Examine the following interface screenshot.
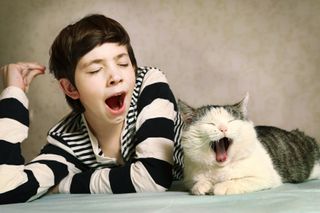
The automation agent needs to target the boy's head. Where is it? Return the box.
[49,14,137,112]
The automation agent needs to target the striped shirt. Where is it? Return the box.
[0,67,184,204]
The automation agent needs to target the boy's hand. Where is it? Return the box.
[1,62,46,92]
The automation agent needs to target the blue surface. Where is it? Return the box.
[1,180,319,213]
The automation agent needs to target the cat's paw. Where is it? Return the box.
[190,181,213,195]
[213,181,245,195]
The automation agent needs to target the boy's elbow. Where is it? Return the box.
[132,159,173,193]
[151,175,172,192]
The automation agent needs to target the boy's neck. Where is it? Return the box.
[84,113,124,164]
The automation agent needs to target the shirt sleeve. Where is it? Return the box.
[61,68,177,194]
[0,87,81,204]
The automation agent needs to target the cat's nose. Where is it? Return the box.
[218,125,228,133]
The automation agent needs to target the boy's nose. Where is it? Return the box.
[107,70,123,86]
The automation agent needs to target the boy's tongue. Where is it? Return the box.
[106,95,122,110]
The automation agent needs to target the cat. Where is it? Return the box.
[178,94,320,195]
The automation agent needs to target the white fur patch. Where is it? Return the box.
[309,162,320,179]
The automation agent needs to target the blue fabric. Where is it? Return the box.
[1,180,319,213]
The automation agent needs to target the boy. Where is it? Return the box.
[0,14,183,204]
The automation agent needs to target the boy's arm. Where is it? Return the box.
[0,63,83,204]
[0,87,84,203]
[58,68,180,193]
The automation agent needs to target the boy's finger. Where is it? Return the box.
[17,62,45,71]
[18,63,45,77]
[25,68,45,87]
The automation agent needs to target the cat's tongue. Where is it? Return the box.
[215,139,228,163]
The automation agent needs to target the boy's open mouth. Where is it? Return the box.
[211,137,233,163]
[105,93,126,112]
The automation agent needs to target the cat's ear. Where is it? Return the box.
[178,99,196,125]
[234,92,249,119]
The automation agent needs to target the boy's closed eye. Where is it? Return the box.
[118,63,129,67]
[88,67,103,74]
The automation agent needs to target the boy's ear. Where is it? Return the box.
[59,78,80,100]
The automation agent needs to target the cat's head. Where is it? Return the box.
[179,93,257,167]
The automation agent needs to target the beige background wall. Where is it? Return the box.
[0,0,319,162]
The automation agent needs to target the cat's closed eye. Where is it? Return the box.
[202,122,216,126]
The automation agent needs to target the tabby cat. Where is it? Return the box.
[179,94,320,195]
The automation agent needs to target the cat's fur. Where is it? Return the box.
[179,94,320,195]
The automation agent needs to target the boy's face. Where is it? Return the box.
[74,43,136,125]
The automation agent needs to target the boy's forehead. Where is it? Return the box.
[77,43,129,68]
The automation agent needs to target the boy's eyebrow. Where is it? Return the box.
[81,59,104,69]
[114,53,129,60]
[80,53,129,69]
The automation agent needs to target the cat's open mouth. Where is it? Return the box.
[211,137,232,163]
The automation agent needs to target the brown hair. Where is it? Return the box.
[49,14,137,112]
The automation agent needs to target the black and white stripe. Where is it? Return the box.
[122,67,184,179]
